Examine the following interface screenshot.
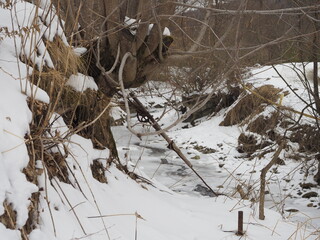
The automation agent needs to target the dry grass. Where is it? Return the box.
[31,36,83,101]
[247,111,280,141]
[18,20,118,239]
[290,124,320,153]
[0,201,17,230]
[237,133,273,156]
[45,37,83,77]
[28,35,116,153]
[220,85,281,126]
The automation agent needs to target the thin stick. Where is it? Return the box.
[135,214,138,240]
[172,2,320,15]
[88,213,136,219]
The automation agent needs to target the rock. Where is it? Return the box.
[193,145,217,154]
[173,166,188,177]
[302,192,318,198]
[193,184,216,197]
[300,182,317,189]
[276,157,285,165]
[160,158,168,164]
[285,209,299,212]
[91,160,107,184]
[191,155,201,160]
[154,104,163,108]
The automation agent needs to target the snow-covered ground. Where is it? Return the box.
[0,1,319,240]
[113,64,320,236]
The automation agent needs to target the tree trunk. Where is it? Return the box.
[50,0,175,156]
[313,11,320,115]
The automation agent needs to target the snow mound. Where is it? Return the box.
[67,73,98,92]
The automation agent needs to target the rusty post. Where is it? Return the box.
[237,211,244,236]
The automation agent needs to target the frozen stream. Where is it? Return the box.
[112,126,229,197]
[112,125,320,231]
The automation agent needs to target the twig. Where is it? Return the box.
[88,213,138,219]
[172,2,320,15]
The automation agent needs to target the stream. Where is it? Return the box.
[112,125,320,230]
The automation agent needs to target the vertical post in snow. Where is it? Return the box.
[237,211,244,236]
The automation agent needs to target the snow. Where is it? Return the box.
[244,63,317,123]
[109,104,126,124]
[163,27,171,36]
[0,1,319,240]
[125,16,171,36]
[73,47,87,56]
[0,224,21,240]
[113,65,320,236]
[34,132,318,240]
[0,63,36,229]
[67,73,98,92]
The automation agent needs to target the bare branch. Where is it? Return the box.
[172,2,320,15]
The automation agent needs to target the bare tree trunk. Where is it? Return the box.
[313,11,320,115]
[313,61,320,113]
[47,0,175,156]
[259,142,285,220]
[314,154,320,184]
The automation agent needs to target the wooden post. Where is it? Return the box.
[237,211,244,236]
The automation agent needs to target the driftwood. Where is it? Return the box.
[129,92,220,197]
